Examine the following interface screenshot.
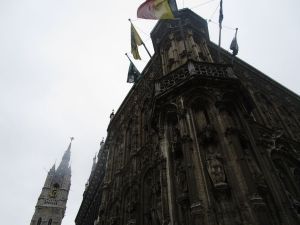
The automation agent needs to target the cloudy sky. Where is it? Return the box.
[0,0,299,225]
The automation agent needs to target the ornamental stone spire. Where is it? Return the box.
[30,139,73,225]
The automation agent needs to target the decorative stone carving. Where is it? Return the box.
[259,129,284,154]
[76,9,300,225]
[155,61,236,96]
[206,155,227,188]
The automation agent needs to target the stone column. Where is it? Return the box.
[176,97,206,225]
[159,125,179,225]
[215,98,275,225]
[184,107,214,225]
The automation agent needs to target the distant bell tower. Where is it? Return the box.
[30,138,73,225]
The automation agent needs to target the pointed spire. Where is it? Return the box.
[62,137,73,161]
[57,137,73,173]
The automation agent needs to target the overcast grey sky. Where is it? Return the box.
[0,1,299,225]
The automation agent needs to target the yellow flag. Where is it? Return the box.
[131,24,143,60]
[137,0,174,20]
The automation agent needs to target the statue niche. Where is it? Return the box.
[206,155,227,188]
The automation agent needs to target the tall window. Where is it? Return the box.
[37,218,42,225]
[48,219,52,225]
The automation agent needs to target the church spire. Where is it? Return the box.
[57,137,73,172]
[30,140,72,225]
[62,137,73,162]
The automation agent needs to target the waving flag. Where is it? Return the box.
[127,62,141,83]
[131,24,143,60]
[137,0,174,20]
[230,28,239,56]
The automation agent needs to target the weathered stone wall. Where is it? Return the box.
[76,8,300,225]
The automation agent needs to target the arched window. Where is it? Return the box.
[37,218,42,225]
[48,218,52,225]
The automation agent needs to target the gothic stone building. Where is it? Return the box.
[75,9,300,225]
[30,141,72,225]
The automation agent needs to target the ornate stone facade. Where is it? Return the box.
[76,9,300,225]
[30,141,72,225]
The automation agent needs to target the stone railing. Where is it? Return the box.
[155,61,236,95]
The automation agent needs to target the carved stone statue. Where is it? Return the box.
[206,156,226,187]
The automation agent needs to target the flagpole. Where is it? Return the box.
[142,43,152,58]
[218,25,222,62]
[128,19,152,58]
[125,53,134,64]
[218,0,223,63]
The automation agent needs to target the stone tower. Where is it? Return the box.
[76,8,300,225]
[30,139,72,225]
